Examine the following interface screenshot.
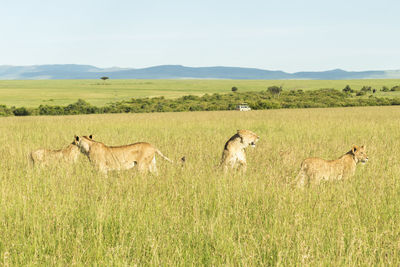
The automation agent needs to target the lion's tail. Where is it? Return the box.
[155,149,173,163]
[155,149,186,165]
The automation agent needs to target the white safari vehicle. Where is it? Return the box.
[236,103,251,111]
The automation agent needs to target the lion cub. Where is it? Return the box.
[219,129,259,172]
[30,141,80,166]
[296,145,368,187]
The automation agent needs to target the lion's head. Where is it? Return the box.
[352,145,368,164]
[237,130,259,148]
[74,135,94,154]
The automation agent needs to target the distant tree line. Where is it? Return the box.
[343,84,400,94]
[1,87,400,117]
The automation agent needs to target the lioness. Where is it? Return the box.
[219,129,259,172]
[30,141,80,166]
[74,135,179,174]
[296,145,368,187]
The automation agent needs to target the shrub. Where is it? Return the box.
[0,105,13,116]
[390,85,400,91]
[356,91,366,96]
[64,99,98,114]
[361,86,372,92]
[13,107,31,116]
[231,86,238,92]
[3,88,400,116]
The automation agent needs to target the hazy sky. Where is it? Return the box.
[1,0,399,72]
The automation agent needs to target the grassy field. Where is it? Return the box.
[0,106,399,265]
[1,79,400,107]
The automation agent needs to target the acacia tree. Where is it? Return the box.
[100,76,109,81]
[342,85,352,93]
[267,85,282,96]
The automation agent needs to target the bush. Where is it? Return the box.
[2,87,400,117]
[391,85,400,91]
[361,86,372,92]
[0,105,13,116]
[64,99,98,114]
[356,91,366,96]
[231,86,238,92]
[382,86,389,92]
[13,107,31,116]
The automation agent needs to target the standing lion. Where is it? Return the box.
[219,129,259,172]
[74,135,182,175]
[296,145,368,187]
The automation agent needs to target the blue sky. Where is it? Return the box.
[1,0,399,72]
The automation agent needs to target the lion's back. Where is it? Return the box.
[30,148,63,164]
[301,157,331,177]
[91,142,156,168]
[112,142,155,157]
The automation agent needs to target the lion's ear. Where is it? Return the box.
[352,145,358,153]
[89,134,93,140]
[75,135,79,142]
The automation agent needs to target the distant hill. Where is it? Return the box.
[0,64,399,80]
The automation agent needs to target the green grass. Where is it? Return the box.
[1,79,400,107]
[1,106,400,265]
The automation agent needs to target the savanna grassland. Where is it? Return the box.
[1,106,400,265]
[1,79,400,107]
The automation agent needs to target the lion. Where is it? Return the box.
[296,145,368,187]
[219,129,259,172]
[30,141,80,166]
[74,135,182,174]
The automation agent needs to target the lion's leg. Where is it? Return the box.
[229,159,236,170]
[226,154,238,170]
[224,165,228,173]
[221,162,229,174]
[98,166,108,176]
[137,162,149,173]
[222,158,236,174]
[220,156,231,173]
[149,157,158,175]
[137,154,154,174]
[237,152,247,173]
[92,160,107,175]
[296,170,307,188]
[312,173,322,186]
[238,160,247,173]
[219,151,230,173]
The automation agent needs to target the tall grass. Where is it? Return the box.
[0,106,399,265]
